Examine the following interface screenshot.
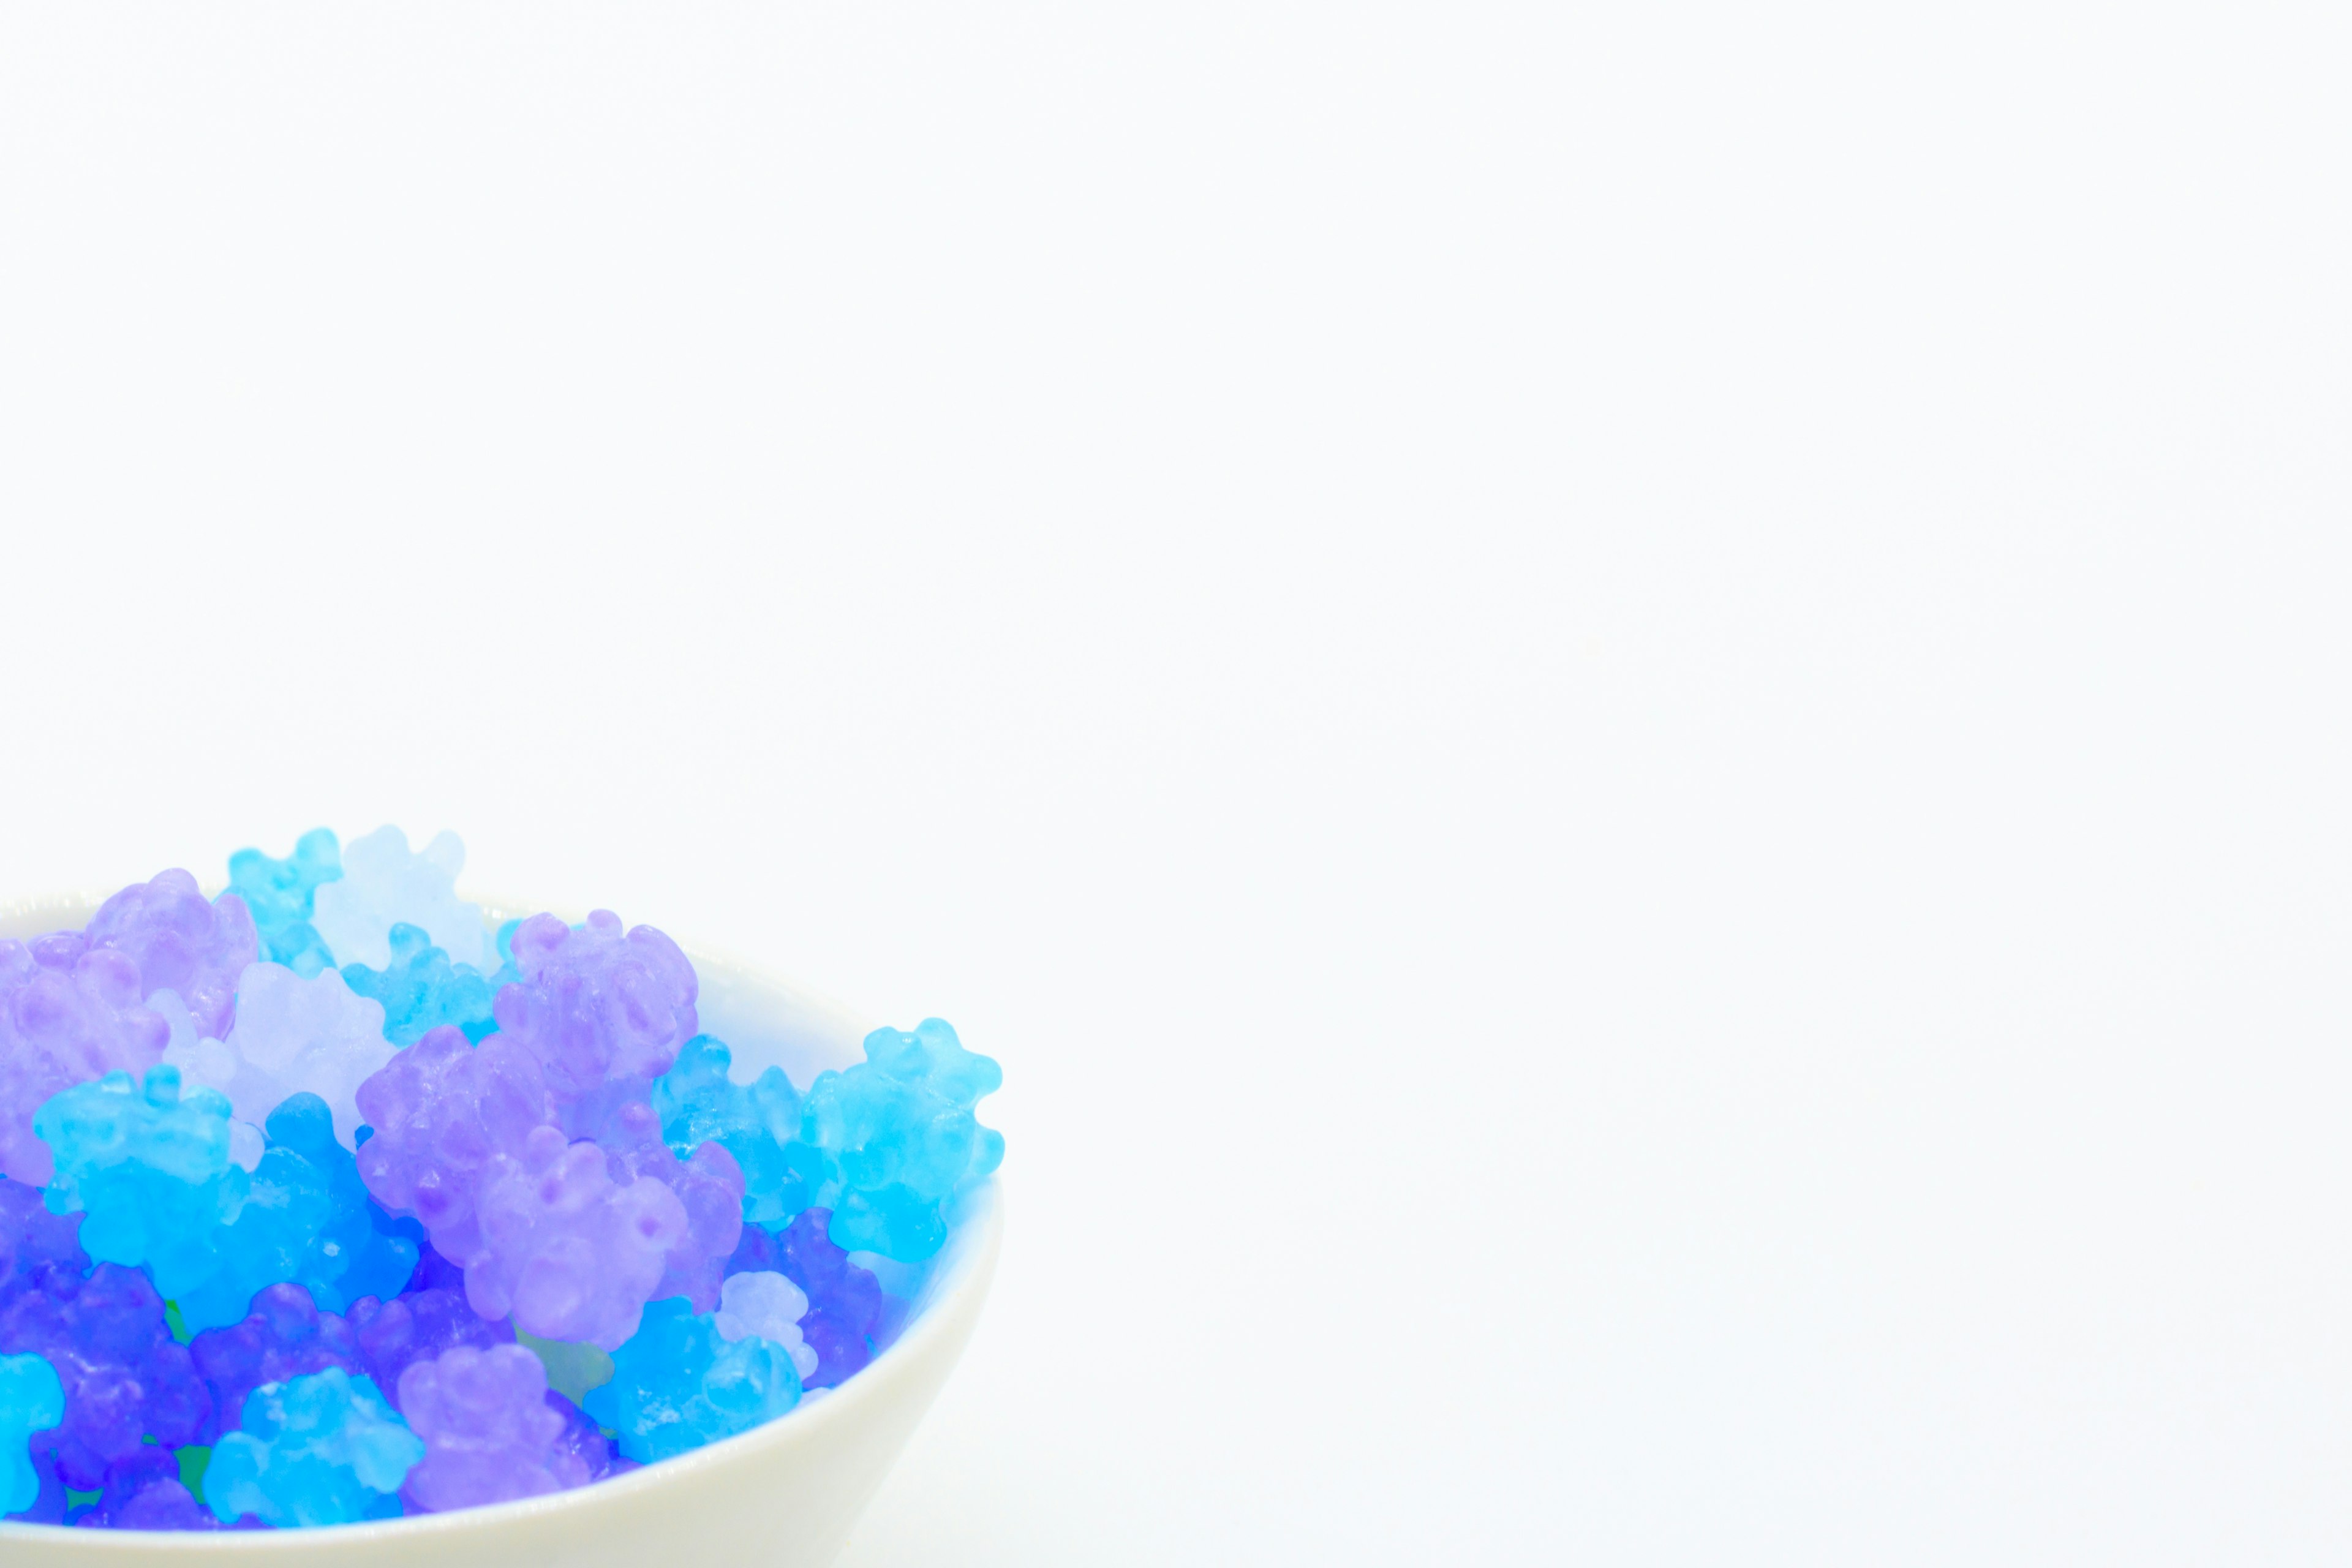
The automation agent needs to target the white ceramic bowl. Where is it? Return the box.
[0,894,1004,1567]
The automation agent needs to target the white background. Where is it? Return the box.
[0,4,2347,1563]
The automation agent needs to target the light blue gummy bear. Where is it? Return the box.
[206,1368,421,1528]
[0,1352,63,1515]
[652,1036,816,1226]
[172,1095,421,1333]
[800,1020,1003,1262]
[583,1297,801,1463]
[227,829,343,978]
[341,924,501,1047]
[36,1067,249,1300]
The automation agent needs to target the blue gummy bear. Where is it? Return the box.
[205,1368,420,1528]
[652,1036,816,1226]
[173,1095,420,1334]
[37,1068,249,1300]
[800,1020,1003,1262]
[227,829,343,978]
[584,1297,800,1463]
[341,924,500,1047]
[0,1352,63,1515]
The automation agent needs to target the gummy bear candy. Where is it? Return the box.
[398,1343,594,1511]
[801,1019,1003,1261]
[173,1094,420,1334]
[492,911,698,1137]
[595,1098,745,1313]
[654,1035,816,1225]
[728,1207,883,1389]
[168,962,394,1149]
[312,827,492,974]
[190,1284,364,1438]
[0,1174,88,1303]
[712,1270,817,1383]
[466,1125,688,1350]
[37,1066,248,1302]
[0,1262,212,1488]
[82,871,258,1042]
[0,1351,62,1515]
[342,924,499,1047]
[584,1297,801,1463]
[205,1366,421,1528]
[350,1287,513,1409]
[0,938,168,1186]
[227,828,343,977]
[69,1446,222,1531]
[545,1386,628,1482]
[355,1025,556,1264]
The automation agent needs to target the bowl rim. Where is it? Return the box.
[0,891,1006,1548]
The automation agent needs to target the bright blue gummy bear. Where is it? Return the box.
[0,1351,63,1514]
[37,1068,249,1300]
[227,829,343,978]
[205,1367,421,1528]
[173,1095,421,1333]
[583,1297,800,1463]
[652,1036,816,1226]
[800,1020,1003,1262]
[341,924,501,1047]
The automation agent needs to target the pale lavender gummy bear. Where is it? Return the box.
[0,939,167,1186]
[355,1025,557,1264]
[398,1343,594,1512]
[596,1098,745,1313]
[82,870,258,1042]
[468,1126,688,1351]
[494,912,698,1137]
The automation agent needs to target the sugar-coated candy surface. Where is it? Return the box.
[0,1262,211,1487]
[0,827,1005,1531]
[312,827,492,974]
[190,1284,363,1439]
[0,1352,62,1515]
[714,1270,818,1382]
[37,1067,247,1302]
[167,963,393,1150]
[398,1343,590,1511]
[351,1286,513,1408]
[228,829,344,977]
[206,1366,421,1528]
[83,871,259,1044]
[173,1095,420,1333]
[0,939,168,1188]
[495,911,698,1137]
[342,924,500,1047]
[655,1035,816,1225]
[801,1020,1003,1261]
[583,1297,802,1463]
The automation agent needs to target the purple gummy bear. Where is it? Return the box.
[6,1440,61,1524]
[0,938,168,1186]
[398,1343,594,1512]
[349,1287,513,1410]
[467,1125,687,1350]
[0,1263,213,1489]
[772,1208,883,1389]
[492,912,698,1137]
[70,1447,220,1531]
[189,1283,362,1439]
[544,1388,627,1483]
[83,870,259,1041]
[0,1176,88,1302]
[355,1025,556,1263]
[405,1242,467,1295]
[597,1099,745,1313]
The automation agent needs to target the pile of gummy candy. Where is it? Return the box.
[0,827,1003,1531]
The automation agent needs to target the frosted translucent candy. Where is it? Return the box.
[227,829,343,977]
[654,1034,814,1225]
[466,1125,687,1351]
[494,911,698,1136]
[168,962,394,1149]
[82,870,258,1041]
[0,1351,63,1515]
[351,1287,514,1409]
[190,1283,364,1439]
[312,826,492,974]
[583,1297,801,1463]
[37,1067,247,1302]
[398,1343,594,1512]
[354,1025,557,1266]
[205,1366,421,1528]
[713,1270,818,1382]
[0,1262,211,1489]
[341,924,499,1046]
[0,938,168,1187]
[801,1019,1004,1261]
